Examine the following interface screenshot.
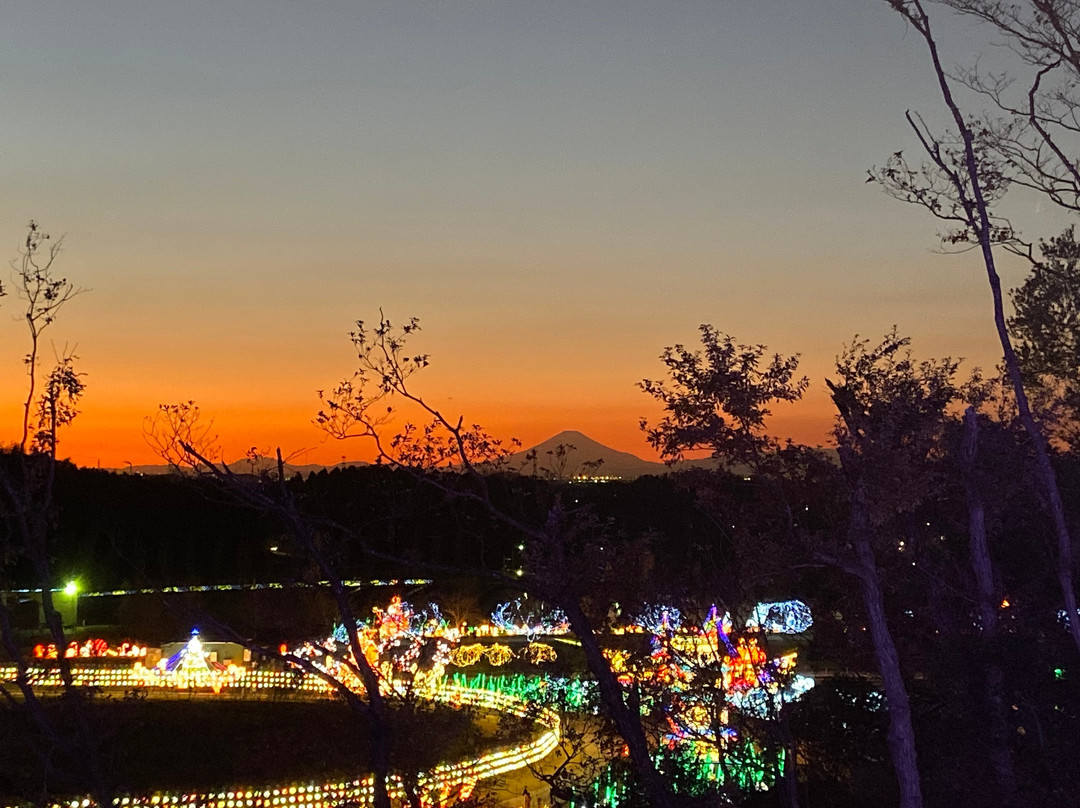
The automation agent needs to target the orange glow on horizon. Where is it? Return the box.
[0,2,1034,481]
[10,388,838,471]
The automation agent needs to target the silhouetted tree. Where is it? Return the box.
[145,408,399,808]
[13,220,84,453]
[641,326,998,808]
[875,0,1080,657]
[33,353,86,459]
[311,313,688,808]
[0,221,105,805]
[1009,228,1080,449]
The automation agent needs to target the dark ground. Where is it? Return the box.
[0,695,529,800]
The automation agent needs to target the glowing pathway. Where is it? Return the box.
[0,670,560,808]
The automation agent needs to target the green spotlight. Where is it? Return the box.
[63,581,78,597]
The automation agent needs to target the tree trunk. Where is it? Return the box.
[850,483,925,808]
[562,600,677,808]
[272,447,393,808]
[899,0,1080,658]
[308,541,393,808]
[21,325,39,452]
[0,457,111,808]
[961,408,1022,808]
[777,708,802,808]
[972,202,1080,656]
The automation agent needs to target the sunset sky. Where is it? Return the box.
[0,1,1063,468]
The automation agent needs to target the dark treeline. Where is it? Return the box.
[7,436,1080,804]
[27,461,727,596]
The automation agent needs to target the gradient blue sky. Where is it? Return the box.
[0,1,1055,466]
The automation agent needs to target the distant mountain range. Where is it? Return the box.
[103,430,718,479]
[106,458,369,477]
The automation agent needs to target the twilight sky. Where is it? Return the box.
[0,1,1059,467]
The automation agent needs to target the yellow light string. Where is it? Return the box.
[0,668,560,808]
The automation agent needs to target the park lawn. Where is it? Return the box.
[0,695,528,799]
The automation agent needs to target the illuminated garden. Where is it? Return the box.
[10,1,1080,806]
[0,592,814,808]
[4,297,1080,808]
[4,335,1080,808]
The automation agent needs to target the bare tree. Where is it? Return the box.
[143,407,399,808]
[13,221,84,453]
[142,400,220,471]
[0,221,104,804]
[941,0,1080,212]
[312,313,683,808]
[145,399,664,806]
[874,0,1080,657]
